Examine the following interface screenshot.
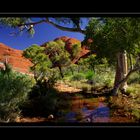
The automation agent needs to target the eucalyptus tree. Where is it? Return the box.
[85,17,140,95]
[23,44,52,82]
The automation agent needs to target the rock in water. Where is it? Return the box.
[48,114,54,119]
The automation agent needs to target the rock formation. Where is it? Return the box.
[0,43,32,74]
[42,36,90,64]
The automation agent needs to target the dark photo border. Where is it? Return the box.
[0,12,140,128]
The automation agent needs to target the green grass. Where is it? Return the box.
[63,67,115,90]
[128,72,140,84]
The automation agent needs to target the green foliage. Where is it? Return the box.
[23,44,52,81]
[109,88,140,121]
[23,40,72,80]
[131,109,140,120]
[0,17,87,37]
[0,62,12,76]
[71,43,81,58]
[46,39,71,67]
[78,54,108,73]
[27,27,35,37]
[85,17,140,63]
[85,54,98,69]
[23,44,49,63]
[71,73,85,81]
[0,18,29,28]
[128,72,140,84]
[0,66,34,122]
[0,18,35,37]
[85,70,95,81]
[64,61,114,88]
[126,86,138,95]
[29,69,59,98]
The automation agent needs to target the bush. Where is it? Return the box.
[21,87,67,117]
[71,73,85,81]
[0,70,34,122]
[21,68,69,118]
[128,72,140,84]
[85,70,95,81]
[126,86,138,95]
[102,76,113,87]
[28,69,59,99]
[131,109,140,121]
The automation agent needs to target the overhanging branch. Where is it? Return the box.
[18,18,86,34]
[112,65,140,95]
[45,18,86,34]
[18,20,46,27]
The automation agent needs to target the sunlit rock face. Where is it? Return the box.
[0,43,32,74]
[55,36,81,53]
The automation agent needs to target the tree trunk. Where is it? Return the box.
[112,66,140,96]
[70,66,74,75]
[58,66,64,78]
[128,54,133,70]
[34,71,38,82]
[113,51,128,95]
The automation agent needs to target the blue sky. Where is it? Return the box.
[0,18,89,50]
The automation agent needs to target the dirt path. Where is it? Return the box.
[15,117,48,123]
[54,82,82,93]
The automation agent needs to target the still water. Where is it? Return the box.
[65,100,110,123]
[59,95,134,123]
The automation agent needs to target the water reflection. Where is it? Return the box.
[83,102,110,122]
[65,101,110,123]
[65,112,77,122]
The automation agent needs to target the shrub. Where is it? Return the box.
[21,87,70,117]
[21,68,69,118]
[85,70,95,81]
[128,72,140,84]
[71,73,85,81]
[102,77,113,87]
[0,70,34,122]
[131,109,140,121]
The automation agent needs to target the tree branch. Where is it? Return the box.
[17,18,86,34]
[112,65,140,95]
[18,20,46,27]
[45,18,86,34]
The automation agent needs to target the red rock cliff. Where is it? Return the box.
[0,43,32,74]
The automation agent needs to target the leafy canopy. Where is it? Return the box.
[85,17,140,63]
[45,39,71,67]
[23,44,52,81]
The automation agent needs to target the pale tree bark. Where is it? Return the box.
[112,52,140,96]
[128,54,133,70]
[112,65,140,96]
[113,51,128,95]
